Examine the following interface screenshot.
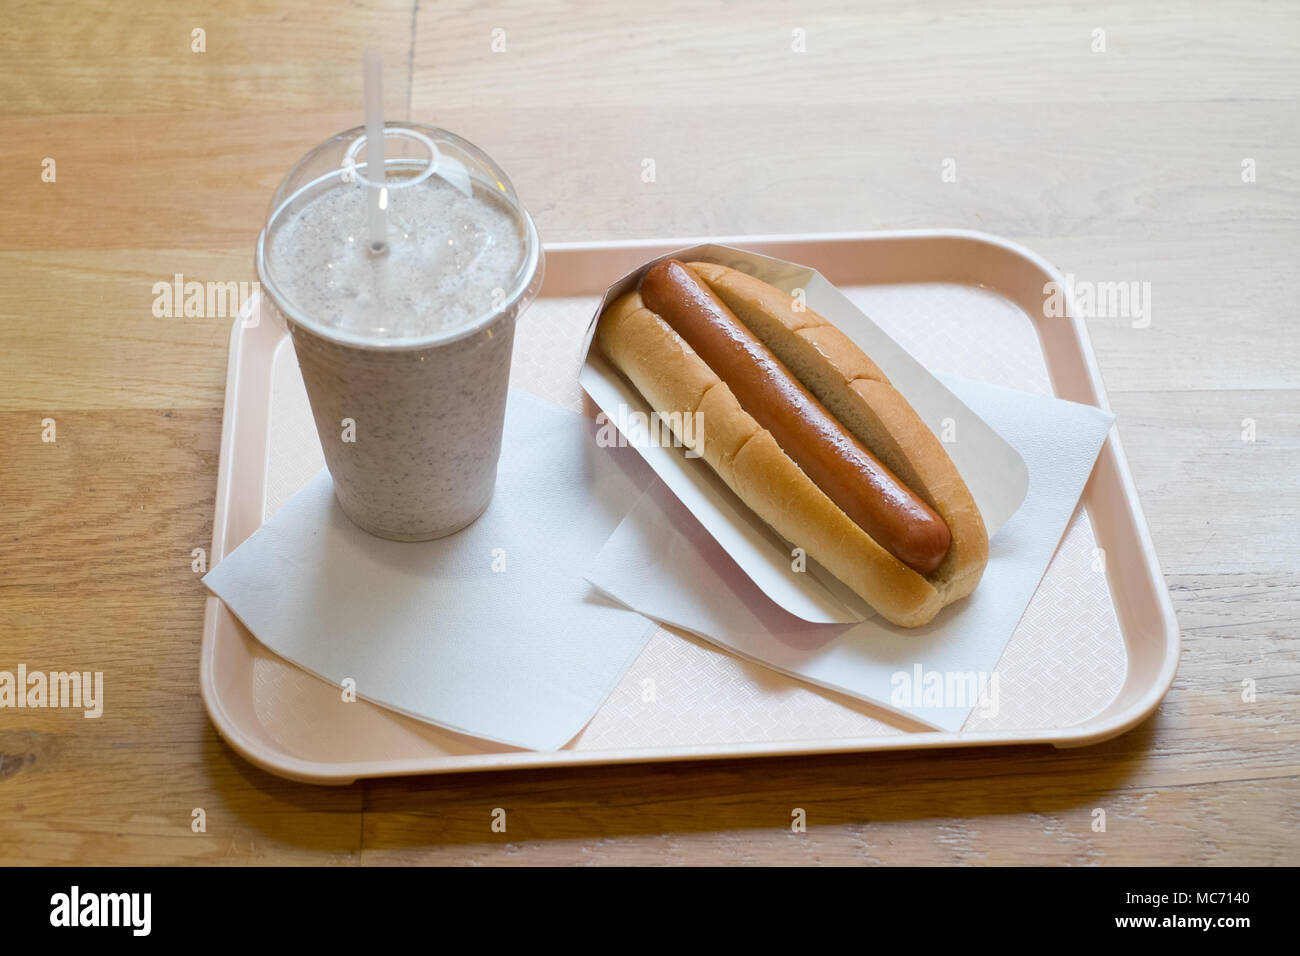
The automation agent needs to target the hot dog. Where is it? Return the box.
[639,260,951,574]
[594,257,988,627]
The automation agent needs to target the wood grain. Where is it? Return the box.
[1,0,1296,865]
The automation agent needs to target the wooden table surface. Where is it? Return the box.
[2,0,1296,865]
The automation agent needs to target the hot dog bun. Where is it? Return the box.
[640,260,953,575]
[594,260,987,627]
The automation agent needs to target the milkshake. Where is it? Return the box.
[256,124,544,540]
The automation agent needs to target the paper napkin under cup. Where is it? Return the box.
[584,374,1115,731]
[203,389,657,752]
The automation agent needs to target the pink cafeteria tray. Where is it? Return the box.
[200,230,1180,784]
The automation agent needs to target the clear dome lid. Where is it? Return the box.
[256,123,543,348]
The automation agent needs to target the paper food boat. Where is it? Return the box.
[578,243,1029,625]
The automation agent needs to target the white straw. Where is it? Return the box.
[363,50,387,251]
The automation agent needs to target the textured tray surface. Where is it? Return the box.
[259,280,1125,752]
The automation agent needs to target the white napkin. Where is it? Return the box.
[203,390,657,751]
[584,375,1115,731]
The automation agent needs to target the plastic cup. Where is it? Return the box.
[255,123,544,540]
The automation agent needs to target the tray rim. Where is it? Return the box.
[199,228,1180,785]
